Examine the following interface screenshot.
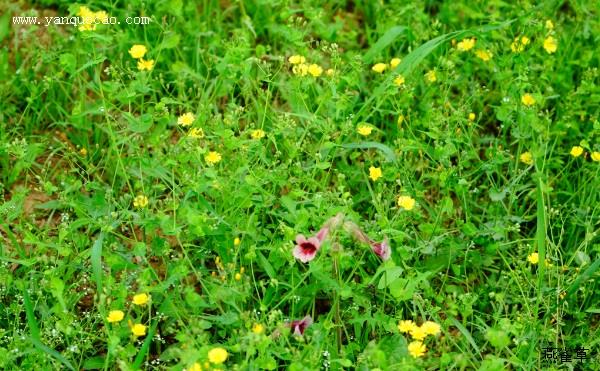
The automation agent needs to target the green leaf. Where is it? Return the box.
[258,251,276,279]
[83,356,106,370]
[59,53,77,74]
[123,112,153,133]
[340,141,396,162]
[160,32,181,49]
[91,233,104,298]
[363,26,407,63]
[489,189,506,202]
[75,56,106,75]
[485,328,510,349]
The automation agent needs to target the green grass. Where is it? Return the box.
[1,0,600,370]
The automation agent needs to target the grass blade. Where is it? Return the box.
[363,26,407,63]
[132,322,157,369]
[30,338,76,371]
[448,316,481,354]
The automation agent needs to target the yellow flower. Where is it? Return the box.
[475,49,492,61]
[425,70,437,82]
[543,36,558,54]
[78,6,94,17]
[137,59,154,71]
[107,310,124,323]
[468,113,476,121]
[251,129,266,139]
[129,45,147,59]
[408,341,427,358]
[521,94,536,106]
[357,124,373,136]
[188,363,202,371]
[456,38,476,51]
[307,64,323,77]
[545,20,554,30]
[292,63,309,76]
[78,6,98,31]
[421,321,441,336]
[369,166,382,181]
[390,58,401,68]
[288,55,306,64]
[79,147,88,156]
[510,36,530,52]
[205,151,222,165]
[178,112,196,127]
[398,320,416,333]
[79,23,96,32]
[208,347,228,364]
[131,323,147,337]
[397,195,416,211]
[95,11,109,23]
[326,68,335,76]
[527,252,539,265]
[188,128,205,138]
[234,237,241,246]
[520,151,534,165]
[133,195,149,208]
[371,63,387,73]
[132,293,150,306]
[235,272,242,280]
[393,75,405,86]
[409,325,428,340]
[252,323,265,335]
[591,151,600,162]
[570,146,584,157]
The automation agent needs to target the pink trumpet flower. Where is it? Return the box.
[343,221,392,261]
[290,315,313,336]
[293,227,328,263]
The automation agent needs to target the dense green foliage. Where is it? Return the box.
[1,0,600,370]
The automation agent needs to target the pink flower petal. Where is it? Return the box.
[315,227,329,243]
[291,315,313,336]
[371,237,391,260]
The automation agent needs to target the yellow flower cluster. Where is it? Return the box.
[511,36,530,53]
[570,146,584,158]
[543,36,558,54]
[521,94,536,106]
[520,151,534,165]
[368,166,382,181]
[357,124,373,136]
[105,293,152,338]
[133,195,149,208]
[456,38,476,52]
[251,129,266,139]
[128,44,154,71]
[371,57,402,73]
[205,151,222,165]
[77,6,109,32]
[425,70,437,82]
[178,112,195,127]
[208,347,228,364]
[397,195,416,210]
[289,55,325,77]
[398,320,441,358]
[475,49,493,62]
